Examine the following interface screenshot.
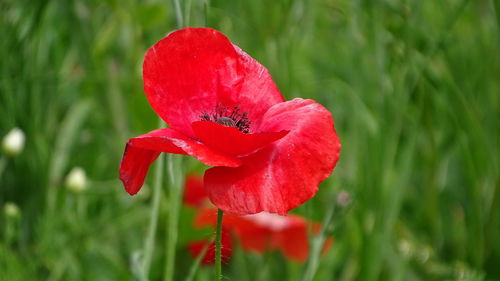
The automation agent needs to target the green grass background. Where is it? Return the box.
[0,0,499,280]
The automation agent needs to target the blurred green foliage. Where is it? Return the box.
[0,0,499,280]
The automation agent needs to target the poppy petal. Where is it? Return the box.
[226,215,272,253]
[143,27,284,137]
[204,98,341,215]
[119,147,160,196]
[237,213,312,262]
[235,213,305,255]
[193,207,219,229]
[191,207,327,262]
[119,128,242,195]
[192,121,288,156]
[273,218,333,262]
[271,221,309,262]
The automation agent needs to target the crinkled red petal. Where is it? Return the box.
[204,98,341,215]
[192,121,288,156]
[143,27,284,137]
[119,128,242,195]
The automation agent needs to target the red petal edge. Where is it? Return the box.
[143,28,284,137]
[204,98,341,215]
[192,121,288,156]
[119,128,242,195]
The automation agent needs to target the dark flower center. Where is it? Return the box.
[200,103,251,133]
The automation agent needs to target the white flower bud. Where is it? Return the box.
[2,128,25,156]
[65,167,87,193]
[3,202,20,218]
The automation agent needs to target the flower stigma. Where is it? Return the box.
[200,103,251,133]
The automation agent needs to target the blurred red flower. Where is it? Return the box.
[194,208,331,263]
[183,174,207,208]
[119,27,341,215]
[185,174,332,262]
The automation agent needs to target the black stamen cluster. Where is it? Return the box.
[200,103,251,133]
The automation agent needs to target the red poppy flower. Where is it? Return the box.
[187,229,233,265]
[194,207,331,263]
[119,27,341,215]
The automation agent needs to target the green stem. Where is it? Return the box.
[172,0,184,28]
[163,1,184,280]
[0,155,7,181]
[141,120,165,281]
[184,239,213,281]
[141,158,162,280]
[204,0,210,26]
[164,155,183,281]
[0,155,6,211]
[302,204,335,281]
[184,0,192,27]
[215,209,224,281]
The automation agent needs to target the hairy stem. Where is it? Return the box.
[215,209,224,281]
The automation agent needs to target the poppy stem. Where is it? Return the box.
[204,0,210,26]
[215,208,224,281]
[185,238,212,281]
[0,155,6,181]
[141,120,165,281]
[164,155,183,281]
[172,0,184,28]
[302,203,335,281]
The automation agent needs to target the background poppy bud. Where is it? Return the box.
[3,202,21,218]
[2,128,25,157]
[398,239,413,258]
[65,167,88,193]
[336,190,351,208]
[3,202,21,247]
